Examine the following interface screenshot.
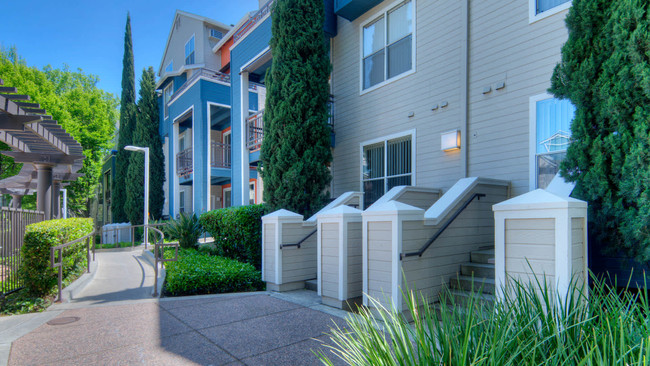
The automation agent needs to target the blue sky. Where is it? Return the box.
[0,0,260,98]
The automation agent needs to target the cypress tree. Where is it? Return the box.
[112,13,136,223]
[551,0,650,261]
[125,67,165,224]
[260,0,332,217]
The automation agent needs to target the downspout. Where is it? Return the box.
[460,0,469,178]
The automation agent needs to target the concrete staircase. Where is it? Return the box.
[446,246,496,305]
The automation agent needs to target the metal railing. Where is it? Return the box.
[50,231,95,302]
[176,147,193,177]
[211,142,231,168]
[400,193,486,260]
[1,208,44,296]
[280,229,317,249]
[150,226,178,297]
[233,0,275,43]
[247,110,264,151]
[168,68,231,104]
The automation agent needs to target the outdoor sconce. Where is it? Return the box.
[441,129,461,151]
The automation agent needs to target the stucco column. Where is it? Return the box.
[36,164,53,219]
[11,194,22,209]
[52,181,61,218]
[240,71,250,206]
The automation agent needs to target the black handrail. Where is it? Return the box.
[280,229,317,249]
[401,193,486,260]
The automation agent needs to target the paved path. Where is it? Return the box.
[1,249,349,365]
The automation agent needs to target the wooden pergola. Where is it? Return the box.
[0,78,85,219]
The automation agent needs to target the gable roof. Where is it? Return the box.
[157,10,232,77]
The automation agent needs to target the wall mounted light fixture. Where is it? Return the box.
[441,129,461,151]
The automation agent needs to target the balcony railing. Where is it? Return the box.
[176,148,193,177]
[233,0,275,43]
[168,68,231,104]
[211,142,231,168]
[247,110,264,151]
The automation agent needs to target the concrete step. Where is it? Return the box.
[470,248,495,265]
[449,275,495,294]
[305,279,318,292]
[460,262,495,279]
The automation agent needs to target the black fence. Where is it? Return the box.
[0,207,44,295]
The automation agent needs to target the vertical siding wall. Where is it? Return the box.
[330,0,570,198]
[400,183,507,308]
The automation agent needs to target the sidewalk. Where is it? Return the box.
[1,249,349,365]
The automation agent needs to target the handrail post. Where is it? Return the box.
[57,249,62,302]
[86,237,90,273]
[153,240,158,297]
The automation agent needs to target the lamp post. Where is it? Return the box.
[124,145,150,248]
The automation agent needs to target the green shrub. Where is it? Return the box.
[166,213,202,249]
[19,218,93,296]
[200,204,266,269]
[320,274,650,366]
[163,248,264,296]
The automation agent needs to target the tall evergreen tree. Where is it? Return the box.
[551,0,650,261]
[125,67,164,224]
[112,13,136,223]
[260,0,332,217]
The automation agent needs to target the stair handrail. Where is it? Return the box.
[280,228,317,249]
[401,193,486,260]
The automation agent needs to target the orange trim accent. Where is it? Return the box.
[223,183,231,189]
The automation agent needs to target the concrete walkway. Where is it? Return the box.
[1,249,349,365]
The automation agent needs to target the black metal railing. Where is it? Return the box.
[211,142,231,168]
[247,110,264,151]
[1,208,44,296]
[280,229,317,249]
[400,193,486,260]
[176,147,193,176]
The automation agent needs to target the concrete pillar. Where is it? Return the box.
[52,181,61,218]
[11,194,22,209]
[240,71,250,206]
[36,164,53,219]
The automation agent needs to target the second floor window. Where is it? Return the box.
[536,0,570,14]
[185,36,195,65]
[165,61,173,73]
[362,0,414,90]
[163,82,173,119]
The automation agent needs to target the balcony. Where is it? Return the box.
[176,148,193,177]
[247,110,264,151]
[211,142,231,168]
[169,68,231,103]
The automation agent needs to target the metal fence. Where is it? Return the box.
[1,207,44,295]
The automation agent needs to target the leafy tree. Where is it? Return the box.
[126,67,164,224]
[112,13,136,223]
[0,47,118,215]
[551,0,650,260]
[260,0,332,217]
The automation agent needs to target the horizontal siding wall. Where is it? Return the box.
[467,0,569,196]
[347,222,363,299]
[264,223,276,282]
[504,218,556,286]
[366,221,393,308]
[400,183,507,307]
[330,0,569,198]
[321,223,340,299]
[331,0,464,197]
[281,223,317,283]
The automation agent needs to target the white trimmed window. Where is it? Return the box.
[249,182,256,205]
[223,187,232,208]
[163,81,173,120]
[210,29,223,39]
[165,61,173,73]
[361,0,414,91]
[185,35,195,65]
[529,0,571,23]
[179,191,185,213]
[529,94,576,190]
[361,132,413,207]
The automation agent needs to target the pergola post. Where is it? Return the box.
[52,180,61,218]
[11,194,22,209]
[36,164,53,219]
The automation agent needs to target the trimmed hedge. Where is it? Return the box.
[19,218,94,296]
[163,249,264,296]
[200,204,266,269]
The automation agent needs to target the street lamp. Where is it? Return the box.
[124,145,150,248]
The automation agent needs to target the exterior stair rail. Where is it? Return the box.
[50,230,96,302]
[401,193,486,260]
[151,225,178,297]
[280,228,317,249]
